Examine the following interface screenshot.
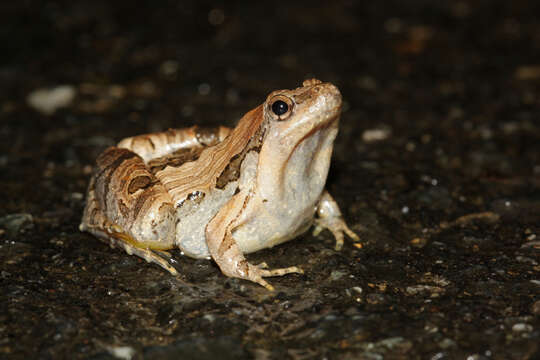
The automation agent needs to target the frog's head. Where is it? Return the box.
[261,79,342,155]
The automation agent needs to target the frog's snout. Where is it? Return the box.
[313,82,342,113]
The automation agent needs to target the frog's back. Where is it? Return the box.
[154,108,267,258]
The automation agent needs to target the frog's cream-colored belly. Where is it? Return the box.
[232,203,316,254]
[174,181,238,259]
[174,181,321,258]
[175,194,316,258]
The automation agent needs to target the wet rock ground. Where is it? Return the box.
[1,1,539,359]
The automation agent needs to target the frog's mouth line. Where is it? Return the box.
[283,112,340,163]
[297,111,340,143]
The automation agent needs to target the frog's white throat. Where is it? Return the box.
[228,119,339,254]
[257,118,339,206]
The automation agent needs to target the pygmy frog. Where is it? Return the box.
[80,79,359,290]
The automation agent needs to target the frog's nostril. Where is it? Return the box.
[302,78,322,87]
[327,85,341,100]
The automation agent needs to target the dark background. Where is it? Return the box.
[1,1,539,359]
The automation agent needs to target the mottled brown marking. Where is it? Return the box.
[187,191,205,204]
[128,175,152,194]
[217,230,235,257]
[147,137,156,150]
[216,153,241,189]
[96,148,137,171]
[238,259,249,275]
[132,186,158,223]
[148,147,204,174]
[159,202,173,212]
[90,207,100,225]
[119,200,129,217]
[154,104,265,205]
[195,126,222,146]
[176,190,206,210]
[96,149,139,213]
[293,89,313,104]
[218,193,251,257]
[215,126,266,189]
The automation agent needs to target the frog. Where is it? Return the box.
[80,79,359,290]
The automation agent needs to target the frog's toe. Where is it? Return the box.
[333,232,345,251]
[247,263,304,291]
[344,226,360,242]
[259,265,304,277]
[255,278,275,291]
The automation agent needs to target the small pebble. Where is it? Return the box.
[0,213,33,237]
[106,345,135,360]
[512,323,532,332]
[362,127,391,142]
[27,85,76,115]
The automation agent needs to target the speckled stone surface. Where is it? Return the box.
[1,1,539,359]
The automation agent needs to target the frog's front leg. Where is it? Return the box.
[314,190,360,251]
[206,194,303,290]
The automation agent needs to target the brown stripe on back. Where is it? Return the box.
[95,148,139,182]
[148,147,205,175]
[155,104,265,205]
[128,175,152,194]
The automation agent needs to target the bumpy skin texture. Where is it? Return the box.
[80,79,359,289]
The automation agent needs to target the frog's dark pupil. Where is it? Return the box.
[271,100,288,116]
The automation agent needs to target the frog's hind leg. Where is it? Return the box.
[82,215,180,275]
[81,221,178,276]
[80,147,179,275]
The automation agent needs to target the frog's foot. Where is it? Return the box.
[84,222,179,275]
[210,246,304,290]
[242,262,304,291]
[314,217,359,251]
[315,190,360,251]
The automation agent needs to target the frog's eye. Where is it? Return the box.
[272,100,288,116]
[269,96,293,120]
